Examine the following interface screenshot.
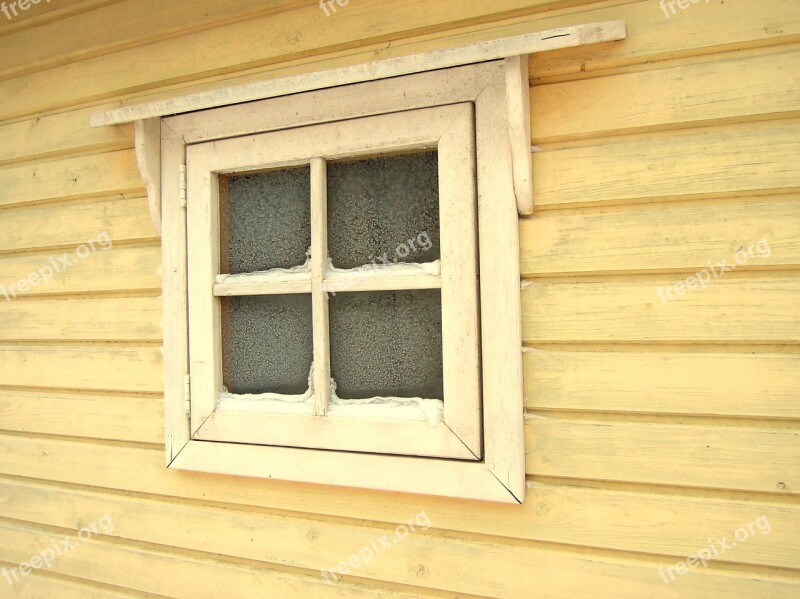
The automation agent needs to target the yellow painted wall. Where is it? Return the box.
[1,0,798,596]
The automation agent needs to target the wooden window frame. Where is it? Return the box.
[186,103,482,460]
[155,62,527,502]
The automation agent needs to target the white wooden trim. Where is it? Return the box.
[310,158,331,417]
[134,119,162,234]
[437,103,482,457]
[92,21,625,128]
[161,122,190,465]
[213,273,312,296]
[194,411,477,460]
[173,440,517,503]
[475,80,526,502]
[504,55,534,215]
[322,269,441,293]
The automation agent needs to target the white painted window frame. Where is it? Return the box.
[95,21,626,503]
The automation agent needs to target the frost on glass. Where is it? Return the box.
[329,290,444,400]
[221,294,313,395]
[327,152,441,270]
[219,166,311,275]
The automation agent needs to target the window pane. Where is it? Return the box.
[219,166,311,274]
[221,294,313,395]
[329,290,443,399]
[327,152,440,269]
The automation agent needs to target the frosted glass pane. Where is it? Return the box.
[221,294,313,395]
[327,152,440,269]
[219,166,311,274]
[329,290,443,399]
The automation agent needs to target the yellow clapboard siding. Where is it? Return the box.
[0,0,100,34]
[519,197,800,276]
[0,522,420,599]
[0,245,161,296]
[0,0,309,80]
[2,511,799,599]
[530,0,800,80]
[532,119,800,208]
[0,106,133,166]
[2,433,799,569]
[0,390,162,443]
[0,150,143,208]
[0,346,162,392]
[0,0,577,119]
[526,417,800,494]
[532,46,800,142]
[0,296,161,341]
[525,349,800,418]
[0,196,156,253]
[1,475,799,573]
[522,276,800,343]
[1,569,147,599]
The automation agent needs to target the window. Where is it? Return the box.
[100,23,630,502]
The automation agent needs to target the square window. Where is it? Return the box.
[160,62,526,503]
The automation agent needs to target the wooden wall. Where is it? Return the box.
[1,0,798,596]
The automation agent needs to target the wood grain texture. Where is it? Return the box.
[0,150,143,208]
[520,197,800,276]
[532,120,800,208]
[532,45,800,142]
[525,348,800,418]
[522,276,800,343]
[0,345,162,392]
[526,416,800,495]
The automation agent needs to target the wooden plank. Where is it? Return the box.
[522,276,800,343]
[321,270,441,293]
[532,120,800,208]
[0,150,143,209]
[0,296,162,341]
[530,0,800,80]
[3,475,799,573]
[504,55,533,214]
[7,570,148,599]
[160,122,190,464]
[526,416,800,494]
[1,484,800,599]
[525,349,800,419]
[196,411,476,459]
[3,432,800,565]
[0,521,418,599]
[310,158,330,416]
[0,0,100,35]
[532,45,800,142]
[213,274,312,296]
[438,103,481,456]
[520,197,800,276]
[0,105,133,167]
[0,389,162,443]
[90,21,625,126]
[134,119,161,234]
[0,245,161,296]
[0,196,156,253]
[0,0,309,80]
[475,79,525,500]
[0,345,162,392]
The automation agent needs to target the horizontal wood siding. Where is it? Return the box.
[0,0,798,596]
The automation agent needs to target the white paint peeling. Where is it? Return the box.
[216,253,311,284]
